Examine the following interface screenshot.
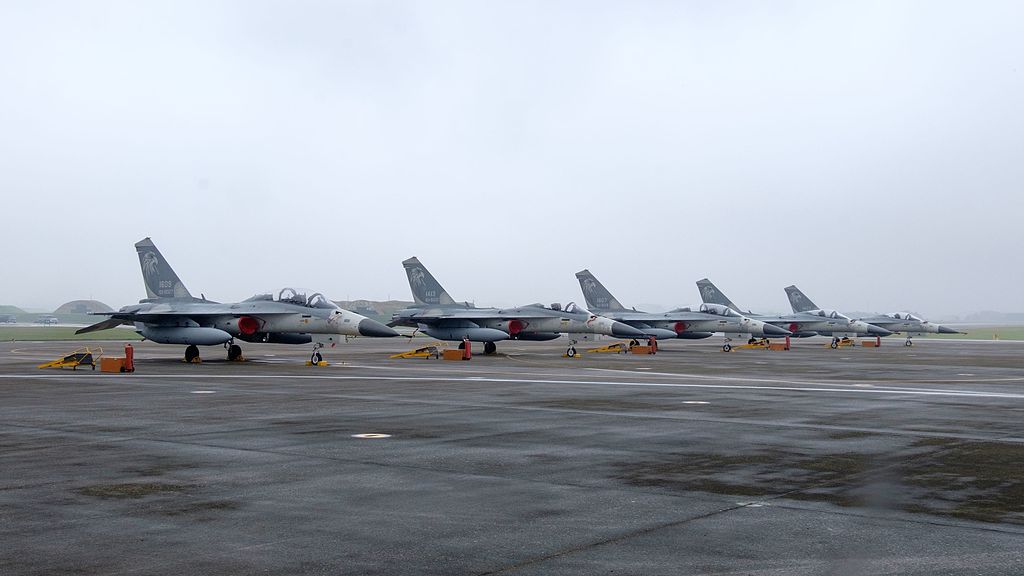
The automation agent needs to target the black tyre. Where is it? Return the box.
[566,347,577,357]
[311,351,323,364]
[484,341,497,355]
[830,341,839,349]
[185,345,200,363]
[722,344,732,352]
[228,344,242,361]
[458,341,465,350]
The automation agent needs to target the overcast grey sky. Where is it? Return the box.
[1,1,1021,316]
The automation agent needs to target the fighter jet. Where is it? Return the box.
[696,278,891,348]
[576,269,791,350]
[390,257,644,354]
[76,238,398,362]
[785,285,959,346]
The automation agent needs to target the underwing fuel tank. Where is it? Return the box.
[674,331,715,340]
[137,325,233,345]
[422,327,509,342]
[512,332,561,341]
[236,332,313,345]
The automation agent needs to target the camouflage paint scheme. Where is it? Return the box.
[391,257,645,350]
[575,270,791,340]
[76,238,397,360]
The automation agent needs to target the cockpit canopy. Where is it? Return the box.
[673,303,740,317]
[809,309,851,320]
[523,302,592,315]
[889,312,922,321]
[699,303,740,317]
[563,302,590,315]
[245,287,338,309]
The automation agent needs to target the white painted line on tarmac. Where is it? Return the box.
[3,373,1023,400]
[190,390,216,394]
[582,367,1024,388]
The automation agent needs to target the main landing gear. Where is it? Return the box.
[483,341,497,355]
[227,343,243,361]
[184,345,201,363]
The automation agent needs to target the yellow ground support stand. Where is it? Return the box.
[38,347,102,370]
[825,337,856,349]
[389,345,442,359]
[736,338,771,350]
[586,342,631,354]
[305,360,330,366]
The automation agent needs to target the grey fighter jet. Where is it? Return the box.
[390,257,644,354]
[785,285,960,346]
[696,278,891,348]
[76,238,398,362]
[576,270,791,350]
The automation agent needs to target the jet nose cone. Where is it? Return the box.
[868,324,893,336]
[358,318,400,338]
[612,322,645,338]
[938,325,960,334]
[763,323,792,337]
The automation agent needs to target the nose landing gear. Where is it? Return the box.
[307,342,328,366]
[564,340,579,358]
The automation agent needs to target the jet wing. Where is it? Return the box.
[75,317,132,335]
[78,304,308,331]
[393,305,584,329]
[644,311,713,322]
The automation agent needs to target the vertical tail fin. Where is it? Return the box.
[575,270,625,312]
[784,285,818,313]
[135,238,193,300]
[402,257,455,306]
[696,278,740,310]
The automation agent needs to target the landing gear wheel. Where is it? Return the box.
[311,351,323,364]
[722,343,732,352]
[483,341,497,355]
[566,346,577,357]
[458,341,466,350]
[185,345,200,363]
[227,344,242,361]
[630,339,640,347]
[830,339,839,349]
[905,339,913,347]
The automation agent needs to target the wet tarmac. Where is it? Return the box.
[1,337,1023,574]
